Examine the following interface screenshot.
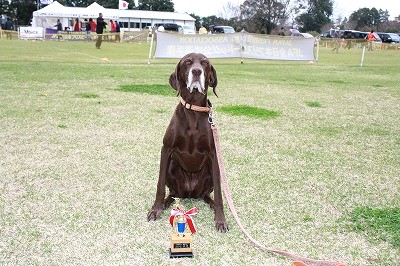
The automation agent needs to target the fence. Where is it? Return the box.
[319,38,399,50]
[2,28,399,51]
[0,27,149,42]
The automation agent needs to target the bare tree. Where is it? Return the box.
[239,0,292,34]
[218,1,241,19]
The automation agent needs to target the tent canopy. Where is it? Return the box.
[31,1,195,30]
[33,1,118,19]
[33,1,195,21]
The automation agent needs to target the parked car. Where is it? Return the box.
[154,23,183,33]
[321,29,368,40]
[211,25,235,34]
[377,32,400,43]
[290,29,313,38]
[179,24,196,34]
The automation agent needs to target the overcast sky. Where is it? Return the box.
[172,0,399,20]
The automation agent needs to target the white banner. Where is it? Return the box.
[154,32,316,61]
[19,27,44,39]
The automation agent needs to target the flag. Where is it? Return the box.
[119,0,129,9]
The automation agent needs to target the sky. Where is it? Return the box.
[172,0,399,20]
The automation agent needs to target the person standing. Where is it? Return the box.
[109,20,116,40]
[4,18,14,39]
[367,30,376,51]
[85,19,91,41]
[344,32,353,50]
[115,21,121,42]
[103,22,110,41]
[73,18,81,32]
[199,25,207,34]
[89,18,96,32]
[55,19,63,40]
[95,13,106,49]
[331,28,340,53]
[110,20,116,32]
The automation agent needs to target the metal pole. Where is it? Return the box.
[240,30,245,64]
[147,31,155,65]
[360,46,366,67]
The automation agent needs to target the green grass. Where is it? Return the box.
[0,39,399,266]
[344,207,400,248]
[117,84,173,96]
[305,101,322,108]
[220,105,281,120]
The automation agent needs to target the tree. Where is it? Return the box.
[218,1,240,19]
[200,15,231,31]
[189,13,202,30]
[137,0,174,12]
[378,9,390,24]
[295,0,333,33]
[0,0,13,18]
[349,7,380,31]
[239,0,291,34]
[8,0,36,25]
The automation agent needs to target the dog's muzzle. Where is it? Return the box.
[187,67,205,94]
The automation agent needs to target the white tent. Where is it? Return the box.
[32,2,69,29]
[32,1,195,32]
[32,1,119,29]
[34,1,67,17]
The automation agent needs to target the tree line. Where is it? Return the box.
[1,0,399,34]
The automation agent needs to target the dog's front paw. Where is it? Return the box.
[215,220,229,233]
[147,207,163,221]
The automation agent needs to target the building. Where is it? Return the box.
[32,1,195,32]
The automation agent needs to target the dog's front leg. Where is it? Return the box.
[147,146,169,221]
[211,155,229,232]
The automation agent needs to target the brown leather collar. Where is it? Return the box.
[180,97,211,113]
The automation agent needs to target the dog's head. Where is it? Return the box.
[169,53,218,97]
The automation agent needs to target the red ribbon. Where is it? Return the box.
[169,207,198,234]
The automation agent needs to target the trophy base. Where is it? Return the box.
[169,248,194,258]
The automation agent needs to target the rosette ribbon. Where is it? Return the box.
[169,207,198,234]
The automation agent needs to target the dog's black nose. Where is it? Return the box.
[192,68,202,76]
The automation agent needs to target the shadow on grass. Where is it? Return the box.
[117,84,173,96]
[220,105,281,120]
[341,207,400,249]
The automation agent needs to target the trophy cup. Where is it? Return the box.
[169,198,198,258]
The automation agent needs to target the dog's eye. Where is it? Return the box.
[201,60,209,67]
[184,59,192,65]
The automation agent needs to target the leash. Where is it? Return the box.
[180,98,345,266]
[211,124,345,266]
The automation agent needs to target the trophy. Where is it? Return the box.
[169,198,198,258]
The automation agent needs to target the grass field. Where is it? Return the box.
[0,39,399,265]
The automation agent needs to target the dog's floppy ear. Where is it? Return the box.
[209,65,218,97]
[169,62,181,95]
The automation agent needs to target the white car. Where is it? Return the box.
[179,24,196,34]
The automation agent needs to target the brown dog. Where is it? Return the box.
[147,53,228,232]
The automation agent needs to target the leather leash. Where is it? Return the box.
[180,98,346,266]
